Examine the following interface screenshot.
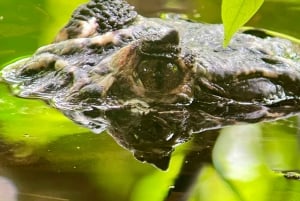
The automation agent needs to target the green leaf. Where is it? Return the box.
[222,0,264,47]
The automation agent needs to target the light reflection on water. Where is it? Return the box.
[0,176,17,201]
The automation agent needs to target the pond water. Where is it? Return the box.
[1,0,300,201]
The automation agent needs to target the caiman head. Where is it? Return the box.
[2,0,300,169]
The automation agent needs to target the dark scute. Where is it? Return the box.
[242,29,273,39]
[261,57,282,65]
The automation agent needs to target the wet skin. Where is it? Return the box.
[2,0,300,169]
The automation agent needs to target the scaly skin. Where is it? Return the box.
[2,0,300,169]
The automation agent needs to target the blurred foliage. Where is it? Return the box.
[0,0,300,201]
[188,123,300,201]
[212,125,275,201]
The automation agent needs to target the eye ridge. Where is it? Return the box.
[137,42,180,60]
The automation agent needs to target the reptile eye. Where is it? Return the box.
[137,59,183,92]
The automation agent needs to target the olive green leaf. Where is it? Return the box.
[222,0,264,47]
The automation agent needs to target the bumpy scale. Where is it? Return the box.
[2,0,300,169]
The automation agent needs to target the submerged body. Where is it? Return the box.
[2,0,300,169]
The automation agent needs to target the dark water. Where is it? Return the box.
[1,0,300,201]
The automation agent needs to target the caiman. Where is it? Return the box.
[2,0,300,169]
